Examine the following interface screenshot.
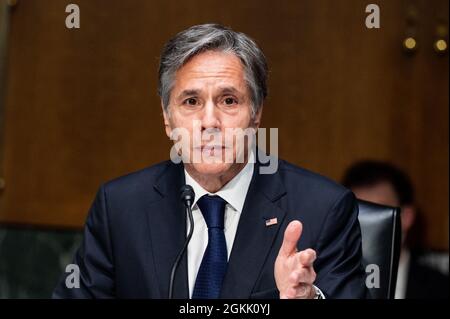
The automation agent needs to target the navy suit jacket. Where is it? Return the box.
[53,158,367,298]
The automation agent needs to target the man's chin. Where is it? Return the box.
[186,162,235,177]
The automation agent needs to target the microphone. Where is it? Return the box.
[168,185,195,299]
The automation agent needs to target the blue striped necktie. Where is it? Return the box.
[192,195,228,299]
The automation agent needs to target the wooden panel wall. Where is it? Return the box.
[0,0,448,249]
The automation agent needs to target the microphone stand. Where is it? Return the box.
[169,189,195,299]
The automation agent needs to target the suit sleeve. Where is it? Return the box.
[52,185,116,298]
[313,190,368,299]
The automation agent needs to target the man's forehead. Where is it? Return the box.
[175,52,244,79]
[183,50,243,68]
[170,51,250,98]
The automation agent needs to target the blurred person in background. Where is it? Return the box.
[342,160,449,299]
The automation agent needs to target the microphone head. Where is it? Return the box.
[180,185,195,207]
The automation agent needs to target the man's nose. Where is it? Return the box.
[200,100,221,130]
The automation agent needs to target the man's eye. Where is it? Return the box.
[184,98,198,106]
[223,97,237,105]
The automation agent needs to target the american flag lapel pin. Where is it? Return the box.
[265,217,278,227]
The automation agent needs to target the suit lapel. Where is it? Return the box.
[221,161,287,298]
[146,162,189,298]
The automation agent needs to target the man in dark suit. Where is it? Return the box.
[343,160,449,299]
[53,24,367,299]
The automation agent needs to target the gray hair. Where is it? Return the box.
[158,24,268,117]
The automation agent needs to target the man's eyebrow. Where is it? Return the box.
[176,89,200,100]
[176,87,243,99]
[218,86,242,95]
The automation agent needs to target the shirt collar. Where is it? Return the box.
[184,159,254,213]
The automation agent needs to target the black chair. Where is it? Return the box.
[0,225,83,298]
[357,200,402,299]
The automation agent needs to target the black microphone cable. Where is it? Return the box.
[168,185,195,299]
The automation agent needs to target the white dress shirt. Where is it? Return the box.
[185,160,254,298]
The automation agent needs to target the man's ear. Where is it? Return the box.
[401,204,416,234]
[253,106,263,129]
[161,101,172,138]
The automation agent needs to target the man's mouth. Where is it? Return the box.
[196,145,228,151]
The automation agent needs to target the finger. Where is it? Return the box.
[289,267,316,286]
[298,248,316,267]
[279,220,303,258]
[288,270,301,285]
[298,267,317,285]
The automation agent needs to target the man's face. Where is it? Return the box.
[162,50,261,177]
